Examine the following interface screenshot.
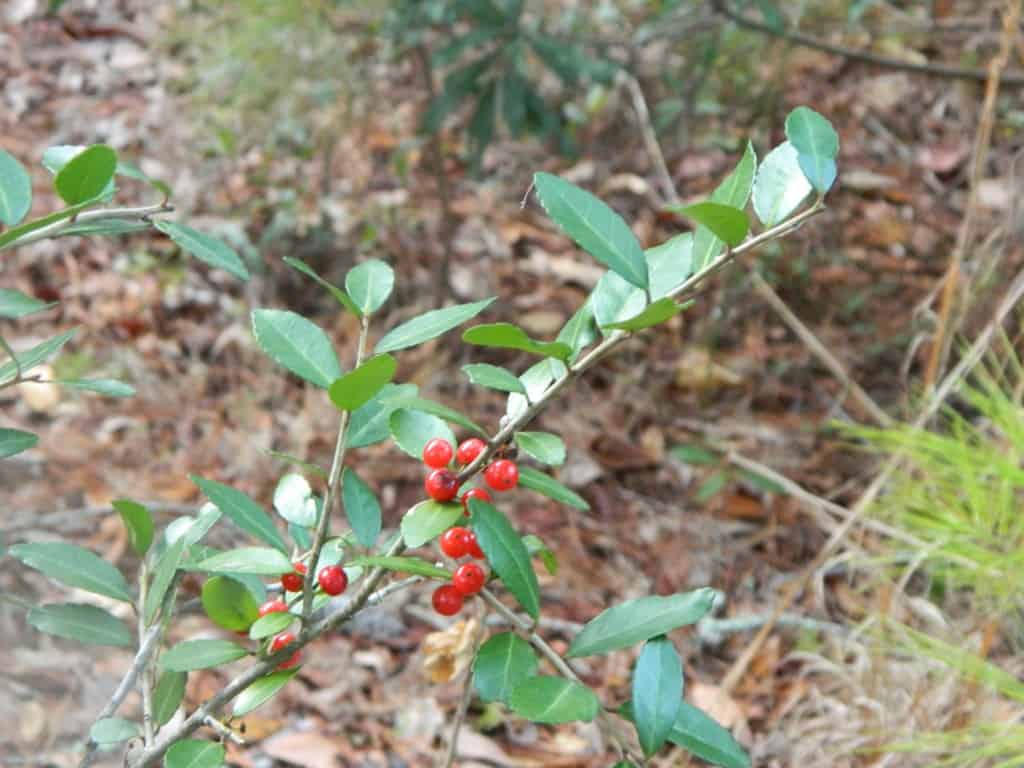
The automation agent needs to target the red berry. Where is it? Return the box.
[276,650,301,670]
[461,487,492,516]
[422,438,454,469]
[456,438,487,465]
[484,459,519,492]
[318,565,348,596]
[269,631,296,654]
[258,599,288,617]
[466,530,485,560]
[440,526,470,558]
[452,562,486,596]
[280,562,308,592]
[424,468,460,502]
[432,584,464,616]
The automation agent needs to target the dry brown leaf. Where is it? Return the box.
[421,618,480,683]
[18,364,60,413]
[675,348,744,391]
[688,681,745,730]
[261,729,344,768]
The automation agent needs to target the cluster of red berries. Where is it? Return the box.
[422,437,520,511]
[431,526,488,616]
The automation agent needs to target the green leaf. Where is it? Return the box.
[462,363,527,394]
[0,428,38,459]
[27,603,131,646]
[154,221,249,280]
[0,198,101,250]
[505,358,568,420]
[400,500,463,548]
[251,308,342,388]
[695,471,729,504]
[468,500,541,619]
[785,107,839,195]
[145,538,185,625]
[514,431,566,466]
[0,150,32,226]
[555,298,597,364]
[58,218,151,238]
[399,396,486,435]
[283,256,360,316]
[645,234,694,300]
[508,676,600,724]
[0,288,55,319]
[191,475,287,552]
[342,467,382,548]
[265,449,328,479]
[673,202,748,248]
[375,298,495,353]
[152,671,186,726]
[347,383,419,448]
[692,142,756,271]
[161,639,249,671]
[273,474,317,528]
[603,297,682,331]
[54,145,117,205]
[670,444,719,466]
[523,533,559,575]
[194,547,294,575]
[752,142,813,226]
[113,499,154,557]
[798,154,837,195]
[621,701,750,768]
[389,408,457,459]
[233,669,298,716]
[0,328,77,387]
[533,172,648,289]
[463,322,571,360]
[9,542,132,602]
[55,378,135,397]
[328,354,397,411]
[633,637,684,757]
[566,588,716,658]
[591,271,646,332]
[473,632,538,703]
[249,611,294,640]
[165,739,225,768]
[349,555,451,580]
[169,505,222,549]
[90,717,141,745]
[201,575,260,632]
[517,466,589,511]
[345,259,395,316]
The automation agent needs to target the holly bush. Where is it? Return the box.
[1,105,838,768]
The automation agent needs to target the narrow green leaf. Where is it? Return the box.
[249,611,294,640]
[349,555,451,580]
[145,538,184,624]
[473,632,538,703]
[514,431,566,466]
[112,499,154,557]
[462,363,527,394]
[673,202,748,248]
[328,354,397,411]
[523,534,559,575]
[646,233,694,300]
[0,150,32,226]
[752,142,813,226]
[556,298,597,363]
[194,547,294,575]
[272,474,317,528]
[389,408,457,459]
[152,671,186,726]
[400,396,486,435]
[54,145,117,205]
[342,467,382,548]
[692,142,756,270]
[462,322,571,360]
[0,288,55,319]
[165,740,225,768]
[591,271,646,332]
[27,603,131,646]
[0,198,101,250]
[345,259,395,315]
[517,466,589,511]
[233,669,298,716]
[283,256,360,316]
[191,475,287,552]
[58,218,150,238]
[0,427,38,459]
[347,383,419,448]
[375,298,495,353]
[161,639,249,671]
[603,297,681,331]
[90,717,141,745]
[621,700,750,768]
[633,637,684,757]
[508,676,600,724]
[154,220,249,280]
[9,542,132,602]
[670,444,719,466]
[468,499,540,619]
[533,172,648,289]
[0,328,77,387]
[201,575,260,632]
[251,308,342,388]
[566,588,716,658]
[56,378,135,397]
[400,500,463,548]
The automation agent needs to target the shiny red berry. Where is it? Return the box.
[425,468,460,502]
[276,650,301,670]
[466,530,485,560]
[440,526,470,558]
[452,562,486,596]
[422,438,454,469]
[456,438,487,465]
[461,487,492,516]
[318,565,348,596]
[432,584,464,616]
[484,459,519,492]
[269,631,296,654]
[258,599,287,617]
[280,562,307,592]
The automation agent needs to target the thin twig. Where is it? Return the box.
[439,609,484,768]
[201,716,246,746]
[138,563,155,746]
[1,203,174,251]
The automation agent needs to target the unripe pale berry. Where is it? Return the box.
[280,562,307,592]
[318,565,348,596]
[452,562,486,596]
[422,438,454,469]
[483,459,519,492]
[456,437,487,465]
[425,468,460,502]
[432,584,464,616]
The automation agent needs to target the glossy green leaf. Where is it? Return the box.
[633,637,684,756]
[154,220,248,280]
[508,676,600,724]
[347,383,419,448]
[400,396,485,435]
[249,611,294,640]
[165,739,225,768]
[468,499,540,619]
[54,145,116,205]
[161,639,249,671]
[0,328,77,387]
[169,504,222,550]
[194,547,294,575]
[522,534,558,575]
[603,297,681,331]
[233,669,298,716]
[400,500,463,548]
[591,271,646,333]
[251,308,341,388]
[283,256,359,316]
[752,142,813,226]
[692,142,756,270]
[517,466,589,511]
[56,378,135,397]
[673,202,748,248]
[145,538,184,625]
[506,358,568,420]
[463,323,571,360]
[375,298,495,353]
[0,428,38,459]
[90,717,140,745]
[798,155,837,194]
[328,354,397,411]
[201,575,260,632]
[342,467,381,548]
[388,408,457,459]
[112,499,154,557]
[646,234,694,300]
[462,363,526,394]
[191,475,287,552]
[514,431,566,465]
[272,474,317,528]
[0,150,32,226]
[58,218,151,238]
[785,107,839,195]
[566,588,716,658]
[152,670,186,726]
[533,172,648,289]
[349,555,451,579]
[0,288,55,319]
[9,542,132,602]
[27,603,131,646]
[473,632,538,703]
[621,700,750,768]
[345,259,395,316]
[556,298,597,364]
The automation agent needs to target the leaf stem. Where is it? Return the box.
[0,203,174,251]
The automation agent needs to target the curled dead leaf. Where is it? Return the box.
[675,348,744,391]
[421,618,480,684]
[18,364,60,413]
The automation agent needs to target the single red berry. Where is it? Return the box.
[276,650,302,670]
[452,562,486,596]
[456,437,487,465]
[280,562,308,592]
[422,437,455,469]
[460,487,492,516]
[424,468,460,502]
[466,530,485,560]
[484,459,519,492]
[258,599,288,617]
[440,526,471,558]
[432,584,464,616]
[269,631,296,654]
[318,565,348,596]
